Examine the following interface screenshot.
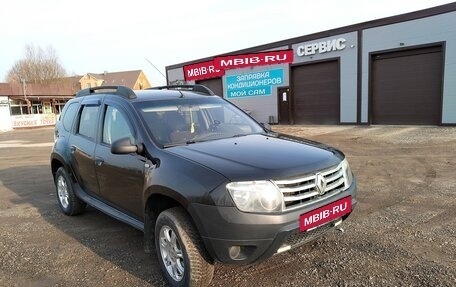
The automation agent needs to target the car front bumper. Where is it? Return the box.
[188,179,357,265]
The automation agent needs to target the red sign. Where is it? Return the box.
[299,196,352,232]
[214,49,293,70]
[183,60,225,81]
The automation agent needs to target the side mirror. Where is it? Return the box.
[111,137,138,154]
[261,122,272,131]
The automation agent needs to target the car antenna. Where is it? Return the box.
[144,59,184,98]
[145,58,167,80]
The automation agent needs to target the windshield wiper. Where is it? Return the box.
[163,140,197,148]
[163,143,185,148]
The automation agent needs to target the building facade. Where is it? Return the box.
[0,82,76,130]
[166,3,456,125]
[0,70,152,130]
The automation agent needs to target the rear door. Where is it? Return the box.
[69,98,102,196]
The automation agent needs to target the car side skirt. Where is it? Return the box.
[73,183,145,231]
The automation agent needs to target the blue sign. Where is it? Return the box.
[225,68,284,99]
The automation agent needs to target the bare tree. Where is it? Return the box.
[6,44,67,84]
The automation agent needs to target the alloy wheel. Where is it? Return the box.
[159,225,185,282]
[57,175,69,209]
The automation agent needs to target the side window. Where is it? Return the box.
[78,105,100,139]
[62,102,79,132]
[102,106,134,145]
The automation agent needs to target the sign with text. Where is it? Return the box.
[214,49,293,70]
[11,114,57,128]
[299,196,352,232]
[226,68,284,99]
[183,60,225,81]
[296,38,346,57]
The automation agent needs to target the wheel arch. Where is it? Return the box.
[51,154,77,183]
[51,155,66,177]
[143,187,199,253]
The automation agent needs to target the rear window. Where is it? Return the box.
[61,102,79,131]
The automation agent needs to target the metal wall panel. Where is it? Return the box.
[362,11,456,124]
[195,78,223,97]
[292,32,358,123]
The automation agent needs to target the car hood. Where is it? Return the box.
[166,134,343,181]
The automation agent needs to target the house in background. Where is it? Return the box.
[0,69,152,130]
[79,70,151,90]
[0,82,76,130]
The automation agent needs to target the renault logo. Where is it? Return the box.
[315,173,327,195]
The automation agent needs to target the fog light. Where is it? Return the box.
[229,246,241,259]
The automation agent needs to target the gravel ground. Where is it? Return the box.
[0,125,455,287]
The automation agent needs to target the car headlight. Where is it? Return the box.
[226,181,283,213]
[340,158,353,188]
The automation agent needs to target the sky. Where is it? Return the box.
[0,0,454,86]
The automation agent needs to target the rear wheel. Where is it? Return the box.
[55,167,85,215]
[155,207,214,287]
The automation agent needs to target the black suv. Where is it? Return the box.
[50,85,357,287]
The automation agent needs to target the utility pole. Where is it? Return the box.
[21,78,26,101]
[21,78,30,114]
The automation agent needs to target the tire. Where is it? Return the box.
[155,207,214,287]
[55,167,85,216]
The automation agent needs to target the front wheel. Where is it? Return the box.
[155,207,214,287]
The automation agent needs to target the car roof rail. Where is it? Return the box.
[148,84,215,96]
[76,85,137,99]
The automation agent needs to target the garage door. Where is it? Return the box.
[371,46,443,125]
[291,60,340,124]
[196,78,223,97]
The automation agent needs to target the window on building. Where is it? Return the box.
[9,99,28,115]
[29,101,42,114]
[53,100,67,114]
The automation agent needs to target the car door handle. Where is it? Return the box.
[70,146,76,154]
[95,157,104,166]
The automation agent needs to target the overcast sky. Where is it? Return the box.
[0,0,454,86]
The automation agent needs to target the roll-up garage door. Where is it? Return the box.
[196,78,223,97]
[291,60,340,124]
[371,46,443,125]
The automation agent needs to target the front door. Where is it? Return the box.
[278,87,290,124]
[95,104,145,218]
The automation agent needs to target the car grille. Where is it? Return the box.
[285,220,334,247]
[273,164,346,211]
[275,219,338,254]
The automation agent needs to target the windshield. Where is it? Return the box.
[135,97,265,147]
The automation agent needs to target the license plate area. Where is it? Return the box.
[299,196,352,232]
